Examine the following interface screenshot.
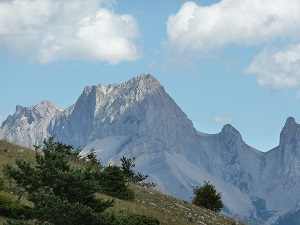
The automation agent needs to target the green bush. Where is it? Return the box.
[100,166,134,200]
[192,181,224,212]
[0,192,14,205]
[0,192,30,219]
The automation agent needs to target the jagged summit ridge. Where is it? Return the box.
[49,73,196,148]
[0,100,61,147]
[83,73,162,99]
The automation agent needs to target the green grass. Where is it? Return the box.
[99,184,245,225]
[0,140,36,176]
[0,139,247,225]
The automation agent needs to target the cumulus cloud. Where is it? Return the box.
[166,0,300,52]
[0,0,140,64]
[212,115,233,124]
[245,45,300,89]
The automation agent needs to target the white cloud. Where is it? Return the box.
[166,0,300,52]
[213,115,233,124]
[245,45,300,89]
[0,0,140,64]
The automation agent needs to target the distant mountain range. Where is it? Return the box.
[1,73,300,225]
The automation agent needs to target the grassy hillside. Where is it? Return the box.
[0,140,36,176]
[0,140,246,225]
[100,184,245,225]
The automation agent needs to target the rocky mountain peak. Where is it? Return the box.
[124,73,162,95]
[35,100,62,113]
[285,117,297,126]
[219,124,243,146]
[279,117,300,147]
[136,73,160,85]
[15,105,24,114]
[0,100,62,148]
[269,118,300,196]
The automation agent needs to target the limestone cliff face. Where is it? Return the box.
[51,74,197,150]
[277,117,300,183]
[217,125,262,194]
[262,117,300,188]
[259,117,300,218]
[0,100,61,148]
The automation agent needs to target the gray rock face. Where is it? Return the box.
[277,117,300,185]
[0,100,61,147]
[257,117,300,224]
[51,74,197,149]
[1,74,300,225]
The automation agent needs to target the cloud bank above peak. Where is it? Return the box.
[246,45,300,89]
[0,0,140,64]
[166,0,300,52]
[166,0,300,89]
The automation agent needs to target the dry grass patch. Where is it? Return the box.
[99,184,246,225]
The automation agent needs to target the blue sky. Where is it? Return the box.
[1,0,300,152]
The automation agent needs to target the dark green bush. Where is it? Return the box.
[0,192,30,219]
[100,166,134,200]
[192,180,224,212]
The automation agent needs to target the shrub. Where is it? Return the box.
[0,192,30,219]
[192,180,224,212]
[100,165,134,200]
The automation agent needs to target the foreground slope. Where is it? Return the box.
[1,74,300,224]
[0,140,245,225]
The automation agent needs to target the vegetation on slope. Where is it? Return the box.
[0,139,246,225]
[101,183,245,225]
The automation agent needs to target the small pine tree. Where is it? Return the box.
[120,156,148,183]
[100,165,134,200]
[84,147,102,169]
[192,180,224,212]
[120,156,136,180]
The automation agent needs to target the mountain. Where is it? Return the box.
[1,73,300,225]
[51,74,197,150]
[0,100,62,147]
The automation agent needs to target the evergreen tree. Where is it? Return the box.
[100,165,134,200]
[120,156,148,183]
[3,137,116,225]
[192,180,224,212]
[84,147,103,169]
[2,138,160,225]
[120,156,136,181]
